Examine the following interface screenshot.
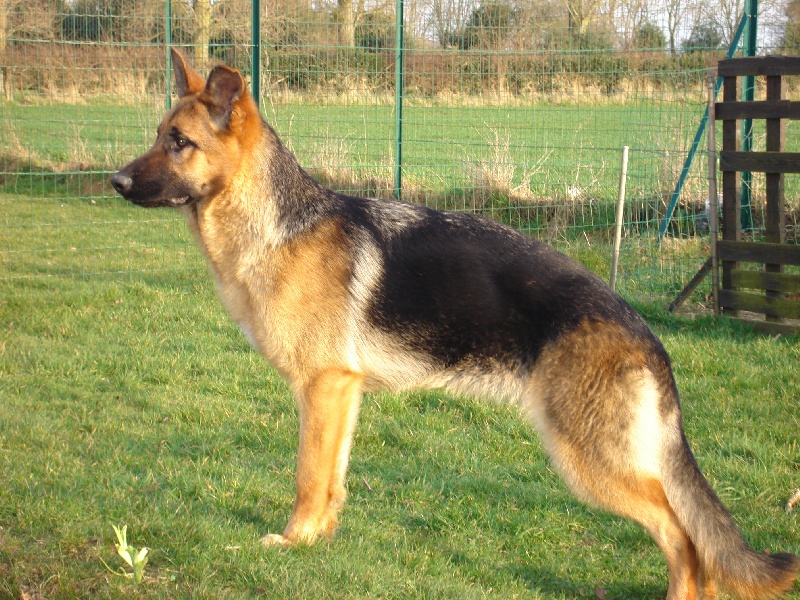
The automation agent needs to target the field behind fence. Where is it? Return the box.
[1,0,798,307]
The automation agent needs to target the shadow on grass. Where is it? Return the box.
[512,563,665,600]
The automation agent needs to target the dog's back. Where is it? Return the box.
[339,196,655,389]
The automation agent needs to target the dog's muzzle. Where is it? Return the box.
[110,170,191,207]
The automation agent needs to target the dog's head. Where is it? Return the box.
[111,50,260,208]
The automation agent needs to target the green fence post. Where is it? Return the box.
[394,0,404,200]
[657,12,748,242]
[165,0,172,110]
[740,0,757,232]
[251,0,260,110]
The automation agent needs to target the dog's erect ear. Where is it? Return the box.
[171,49,205,98]
[203,65,245,128]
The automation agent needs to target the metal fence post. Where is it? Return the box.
[165,0,172,110]
[394,0,404,200]
[251,0,260,110]
[739,0,757,232]
[657,11,748,242]
[610,146,629,291]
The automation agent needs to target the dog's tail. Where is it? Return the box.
[663,426,800,599]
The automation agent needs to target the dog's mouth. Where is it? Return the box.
[129,195,192,208]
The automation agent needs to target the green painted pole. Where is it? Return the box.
[657,12,748,242]
[251,0,260,110]
[740,0,757,231]
[165,0,172,110]
[393,0,404,200]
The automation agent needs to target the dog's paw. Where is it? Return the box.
[260,533,290,548]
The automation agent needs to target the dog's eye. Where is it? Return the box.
[169,129,191,151]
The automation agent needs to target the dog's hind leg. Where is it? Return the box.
[527,325,704,599]
[261,368,363,547]
[610,478,702,600]
[543,423,703,599]
[549,446,702,600]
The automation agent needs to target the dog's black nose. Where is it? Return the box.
[111,172,132,195]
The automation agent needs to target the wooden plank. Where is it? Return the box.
[731,317,800,336]
[720,76,739,243]
[720,76,739,310]
[718,241,800,266]
[721,168,739,240]
[720,151,800,173]
[730,269,800,293]
[765,75,786,245]
[668,258,712,313]
[718,56,800,76]
[763,76,787,324]
[718,289,800,319]
[715,100,800,121]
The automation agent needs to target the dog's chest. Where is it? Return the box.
[192,211,356,379]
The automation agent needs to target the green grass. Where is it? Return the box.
[6,98,800,195]
[0,193,200,280]
[0,99,724,206]
[1,195,799,599]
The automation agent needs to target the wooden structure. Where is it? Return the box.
[714,55,800,335]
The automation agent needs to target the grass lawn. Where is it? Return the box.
[6,98,800,195]
[0,98,729,206]
[0,191,798,598]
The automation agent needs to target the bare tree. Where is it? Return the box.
[193,0,213,64]
[746,0,787,50]
[788,0,800,52]
[614,0,651,46]
[336,0,356,47]
[324,0,395,49]
[429,0,475,47]
[706,0,742,46]
[664,0,691,54]
[510,0,565,49]
[180,0,251,66]
[563,0,606,35]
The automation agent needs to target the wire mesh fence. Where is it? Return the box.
[1,0,797,309]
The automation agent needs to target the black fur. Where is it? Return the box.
[340,197,656,371]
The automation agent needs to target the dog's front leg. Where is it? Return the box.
[261,368,363,547]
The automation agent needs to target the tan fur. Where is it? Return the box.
[272,368,364,545]
[191,205,358,544]
[263,220,354,380]
[181,149,358,542]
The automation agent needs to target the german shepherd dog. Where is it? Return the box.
[111,51,799,599]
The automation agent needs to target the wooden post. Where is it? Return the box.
[765,73,786,323]
[610,146,629,291]
[707,70,720,317]
[721,75,740,316]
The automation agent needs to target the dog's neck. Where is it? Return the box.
[180,120,342,270]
